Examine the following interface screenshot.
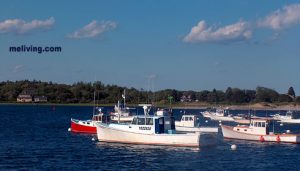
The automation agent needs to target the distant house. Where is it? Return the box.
[34,96,48,103]
[180,95,193,102]
[17,94,33,103]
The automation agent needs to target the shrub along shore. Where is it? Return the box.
[0,80,299,110]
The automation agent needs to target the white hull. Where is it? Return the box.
[221,125,300,144]
[201,111,212,118]
[210,115,234,121]
[176,126,218,133]
[233,118,250,124]
[279,119,300,124]
[96,123,217,147]
[201,111,234,121]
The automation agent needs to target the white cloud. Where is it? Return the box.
[0,17,55,34]
[68,20,117,39]
[13,64,24,73]
[257,4,300,30]
[183,20,252,43]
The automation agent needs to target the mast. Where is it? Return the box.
[93,89,96,116]
[118,100,120,123]
[123,89,126,110]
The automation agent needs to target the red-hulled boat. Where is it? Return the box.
[70,108,110,134]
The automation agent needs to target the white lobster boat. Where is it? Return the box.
[221,118,300,144]
[110,90,135,123]
[272,111,300,124]
[96,106,217,147]
[175,115,218,133]
[201,108,234,122]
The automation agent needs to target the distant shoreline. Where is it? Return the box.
[1,102,300,111]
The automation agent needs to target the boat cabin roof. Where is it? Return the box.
[133,115,161,119]
[181,114,198,117]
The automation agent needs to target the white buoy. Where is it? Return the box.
[92,137,96,141]
[286,130,290,133]
[68,128,71,132]
[219,120,222,123]
[280,123,283,126]
[231,144,237,150]
[219,123,222,126]
[205,120,208,123]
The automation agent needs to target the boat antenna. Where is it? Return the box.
[272,118,275,133]
[122,89,126,110]
[93,88,96,116]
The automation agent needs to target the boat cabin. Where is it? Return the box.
[92,114,110,123]
[92,108,110,123]
[286,111,300,119]
[233,119,268,135]
[215,108,231,117]
[176,115,199,127]
[129,115,176,134]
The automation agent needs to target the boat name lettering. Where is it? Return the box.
[139,126,151,130]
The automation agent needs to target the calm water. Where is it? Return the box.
[1,105,300,170]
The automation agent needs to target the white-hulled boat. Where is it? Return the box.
[175,115,218,133]
[110,90,135,123]
[272,111,300,124]
[233,114,251,124]
[96,106,217,147]
[201,108,234,122]
[221,118,300,144]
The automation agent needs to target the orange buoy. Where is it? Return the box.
[260,135,265,142]
[276,135,280,143]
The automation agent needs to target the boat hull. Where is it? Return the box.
[280,119,300,124]
[211,115,234,121]
[96,123,217,147]
[221,125,300,144]
[176,126,218,133]
[70,119,97,134]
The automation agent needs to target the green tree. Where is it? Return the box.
[255,86,279,103]
[225,87,233,103]
[288,87,296,98]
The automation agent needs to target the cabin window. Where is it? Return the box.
[237,129,240,131]
[244,129,247,131]
[138,118,145,125]
[87,122,90,125]
[185,117,189,121]
[146,118,153,125]
[262,122,265,127]
[132,118,138,125]
[190,117,193,121]
[159,118,164,124]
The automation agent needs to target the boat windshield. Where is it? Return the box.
[132,117,153,125]
[253,121,266,127]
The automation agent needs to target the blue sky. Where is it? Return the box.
[0,0,300,93]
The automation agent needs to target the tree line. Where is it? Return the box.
[0,80,299,104]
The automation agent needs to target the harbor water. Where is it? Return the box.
[1,105,300,170]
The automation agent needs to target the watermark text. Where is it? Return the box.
[9,45,62,54]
